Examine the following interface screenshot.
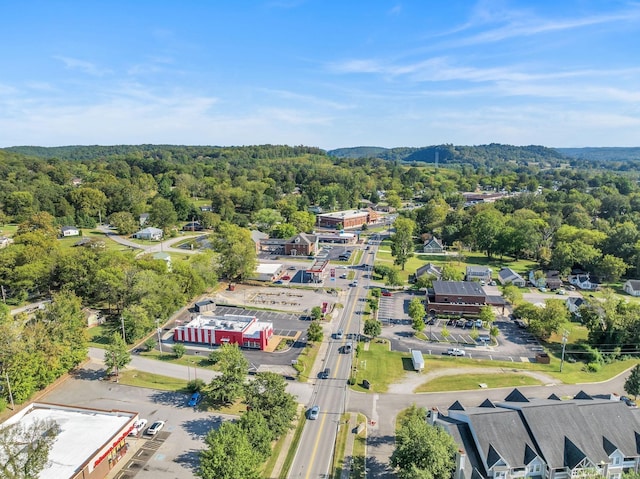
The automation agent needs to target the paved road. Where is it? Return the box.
[97,224,201,255]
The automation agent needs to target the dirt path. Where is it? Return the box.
[387,366,559,394]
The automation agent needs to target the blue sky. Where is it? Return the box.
[1,1,639,149]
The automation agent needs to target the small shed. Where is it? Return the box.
[194,299,216,313]
[411,349,424,372]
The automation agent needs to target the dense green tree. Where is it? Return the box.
[237,410,273,461]
[244,372,297,439]
[198,422,262,479]
[307,321,323,342]
[364,319,382,338]
[624,364,640,399]
[528,299,569,339]
[109,211,139,235]
[390,405,458,479]
[470,207,505,258]
[104,332,131,381]
[251,208,283,232]
[409,298,426,334]
[149,196,178,230]
[390,217,416,270]
[209,343,248,405]
[0,418,61,479]
[212,223,257,281]
[270,223,297,239]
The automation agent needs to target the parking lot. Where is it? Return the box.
[376,291,544,362]
[42,364,235,479]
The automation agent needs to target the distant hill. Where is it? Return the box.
[328,144,564,167]
[555,147,640,161]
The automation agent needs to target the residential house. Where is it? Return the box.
[284,233,318,256]
[199,205,213,212]
[466,266,492,283]
[139,213,150,226]
[0,236,12,249]
[415,263,442,281]
[132,227,163,241]
[423,236,444,253]
[71,177,83,186]
[624,280,640,297]
[61,226,80,237]
[568,270,598,290]
[529,270,563,290]
[497,267,526,287]
[426,280,504,315]
[566,297,586,317]
[152,252,172,271]
[431,388,640,479]
[182,221,203,232]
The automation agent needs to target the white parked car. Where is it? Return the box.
[146,420,165,436]
[128,418,147,436]
[447,348,465,356]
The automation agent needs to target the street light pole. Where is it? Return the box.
[4,370,15,410]
[120,316,126,343]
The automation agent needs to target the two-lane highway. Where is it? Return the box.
[288,238,378,478]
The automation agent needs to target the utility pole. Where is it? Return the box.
[156,319,163,354]
[560,329,569,372]
[5,371,15,410]
[120,316,126,344]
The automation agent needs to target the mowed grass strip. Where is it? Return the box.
[118,369,188,391]
[415,372,541,393]
[351,340,410,392]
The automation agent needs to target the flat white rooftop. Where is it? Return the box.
[318,209,368,219]
[255,263,283,275]
[2,403,135,479]
[186,313,256,331]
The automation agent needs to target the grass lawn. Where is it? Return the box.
[415,372,541,393]
[350,340,411,393]
[294,341,322,382]
[0,224,18,236]
[118,369,189,391]
[331,413,351,479]
[57,229,134,253]
[350,413,367,479]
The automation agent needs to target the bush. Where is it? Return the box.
[585,362,602,373]
[0,397,6,412]
[187,378,206,392]
[173,343,186,358]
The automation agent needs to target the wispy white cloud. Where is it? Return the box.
[260,88,353,110]
[53,56,112,76]
[445,2,640,48]
[388,4,402,16]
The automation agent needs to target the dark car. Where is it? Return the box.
[320,368,330,379]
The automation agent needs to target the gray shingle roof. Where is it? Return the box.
[433,281,485,297]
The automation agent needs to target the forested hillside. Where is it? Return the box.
[2,143,640,407]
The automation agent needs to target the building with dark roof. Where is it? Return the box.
[426,281,504,315]
[430,389,640,479]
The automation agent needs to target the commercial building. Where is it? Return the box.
[173,313,273,350]
[316,208,379,229]
[1,402,137,479]
[254,263,284,281]
[426,281,504,315]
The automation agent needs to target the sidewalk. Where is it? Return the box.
[270,404,305,478]
[341,412,363,479]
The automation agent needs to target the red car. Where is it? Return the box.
[381,289,392,296]
[281,275,291,281]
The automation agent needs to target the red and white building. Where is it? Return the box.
[173,314,273,350]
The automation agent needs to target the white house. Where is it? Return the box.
[139,213,150,226]
[132,227,163,241]
[61,226,80,237]
[566,297,586,316]
[0,236,12,249]
[569,271,597,290]
[624,280,640,297]
[152,252,172,272]
[466,266,492,282]
[498,267,526,287]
